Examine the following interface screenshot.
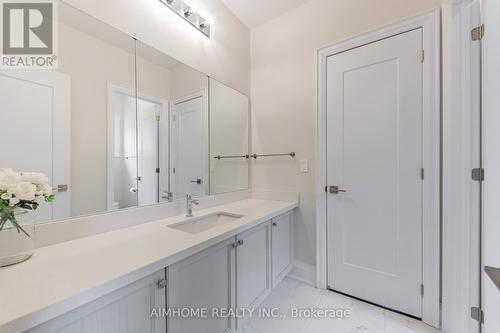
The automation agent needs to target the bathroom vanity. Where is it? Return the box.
[0,2,299,332]
[0,199,296,333]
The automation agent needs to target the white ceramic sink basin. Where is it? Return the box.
[168,212,244,234]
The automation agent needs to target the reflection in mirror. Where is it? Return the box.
[135,41,209,203]
[60,4,138,217]
[0,3,137,222]
[209,79,250,195]
[0,2,251,225]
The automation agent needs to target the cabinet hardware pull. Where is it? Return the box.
[272,222,277,227]
[237,239,244,246]
[157,279,167,289]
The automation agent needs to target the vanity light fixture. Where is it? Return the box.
[159,0,211,38]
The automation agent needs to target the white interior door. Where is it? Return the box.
[0,70,71,222]
[326,29,423,317]
[171,94,207,199]
[137,99,159,207]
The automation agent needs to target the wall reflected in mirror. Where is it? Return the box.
[0,2,250,225]
[60,5,138,216]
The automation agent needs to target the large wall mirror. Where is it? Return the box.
[0,2,250,223]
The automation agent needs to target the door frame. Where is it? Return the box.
[106,83,168,210]
[169,89,210,199]
[315,9,441,328]
[442,1,485,333]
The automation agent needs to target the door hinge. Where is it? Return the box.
[157,278,167,289]
[325,186,328,193]
[156,167,160,173]
[420,50,425,63]
[471,24,485,41]
[471,307,484,323]
[472,168,485,182]
[421,168,425,180]
[162,191,173,202]
[420,284,424,297]
[54,184,69,192]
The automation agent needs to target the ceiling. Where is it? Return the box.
[220,0,311,28]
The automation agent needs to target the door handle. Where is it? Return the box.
[329,185,346,194]
[191,179,203,185]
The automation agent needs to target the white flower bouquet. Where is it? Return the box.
[0,168,55,236]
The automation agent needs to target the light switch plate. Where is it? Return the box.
[300,159,309,173]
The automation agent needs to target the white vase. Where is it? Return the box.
[0,208,35,267]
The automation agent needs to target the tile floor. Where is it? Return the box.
[237,277,441,333]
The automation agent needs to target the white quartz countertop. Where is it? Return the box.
[0,198,297,333]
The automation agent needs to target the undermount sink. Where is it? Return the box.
[168,212,244,234]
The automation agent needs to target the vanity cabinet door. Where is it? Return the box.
[167,238,235,333]
[271,211,293,287]
[235,222,271,326]
[27,270,166,333]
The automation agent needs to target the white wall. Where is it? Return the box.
[482,0,500,331]
[169,64,209,99]
[250,0,442,265]
[63,0,251,95]
[209,78,249,194]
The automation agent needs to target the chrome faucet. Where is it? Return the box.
[186,194,199,217]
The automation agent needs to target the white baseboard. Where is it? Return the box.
[287,261,316,287]
[273,264,294,288]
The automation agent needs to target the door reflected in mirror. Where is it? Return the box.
[108,86,167,210]
[136,41,209,204]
